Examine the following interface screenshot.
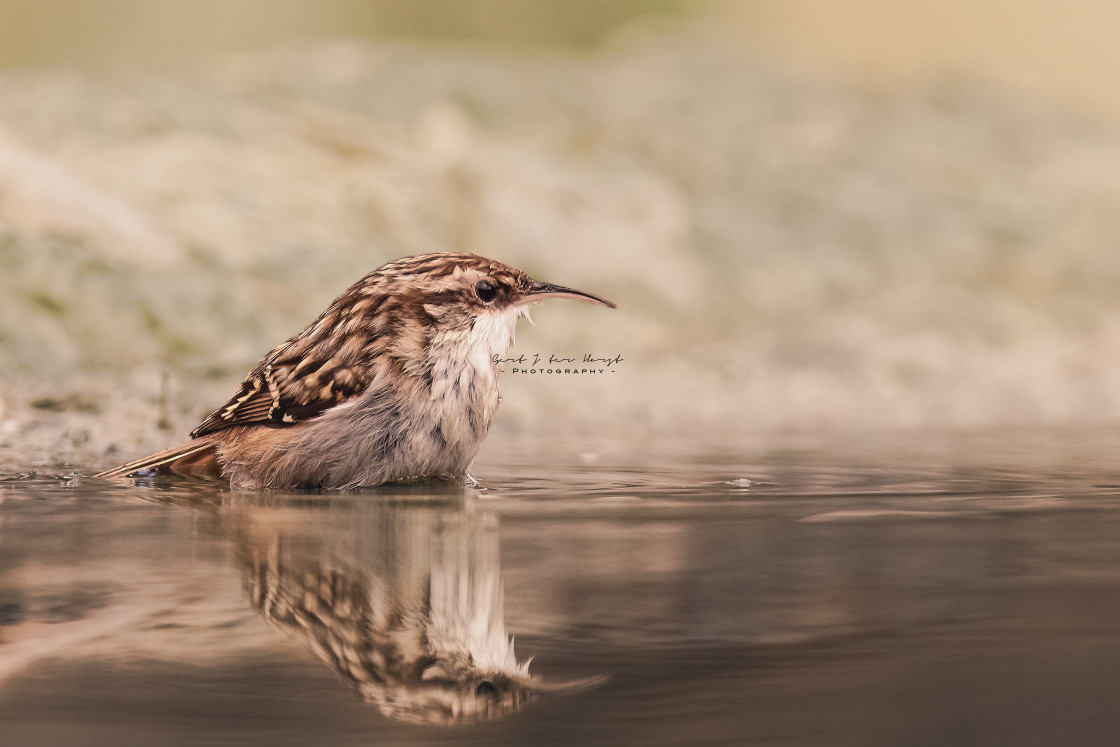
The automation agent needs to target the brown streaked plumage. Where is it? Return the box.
[95,252,615,489]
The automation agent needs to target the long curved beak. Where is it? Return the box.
[524,280,616,308]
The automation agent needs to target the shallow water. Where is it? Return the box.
[5,433,1120,746]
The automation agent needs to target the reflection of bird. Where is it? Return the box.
[96,253,614,488]
[230,500,580,725]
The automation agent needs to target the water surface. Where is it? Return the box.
[4,433,1120,745]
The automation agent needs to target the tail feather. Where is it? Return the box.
[95,438,222,479]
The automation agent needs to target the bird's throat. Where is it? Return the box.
[424,305,526,459]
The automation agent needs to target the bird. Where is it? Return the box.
[95,252,615,489]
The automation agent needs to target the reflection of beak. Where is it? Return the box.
[533,673,610,696]
[523,281,617,308]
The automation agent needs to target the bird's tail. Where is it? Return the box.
[94,437,222,479]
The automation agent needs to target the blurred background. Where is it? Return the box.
[3,0,1120,469]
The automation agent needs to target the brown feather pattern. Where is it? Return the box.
[189,253,530,439]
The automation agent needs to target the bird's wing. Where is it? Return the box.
[190,339,370,438]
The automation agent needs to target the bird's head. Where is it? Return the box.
[344,253,614,365]
[382,252,613,319]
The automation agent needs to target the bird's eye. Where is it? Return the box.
[475,280,497,303]
[475,680,497,697]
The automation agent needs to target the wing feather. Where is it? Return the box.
[191,334,372,438]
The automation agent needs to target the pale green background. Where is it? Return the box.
[2,0,1119,469]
